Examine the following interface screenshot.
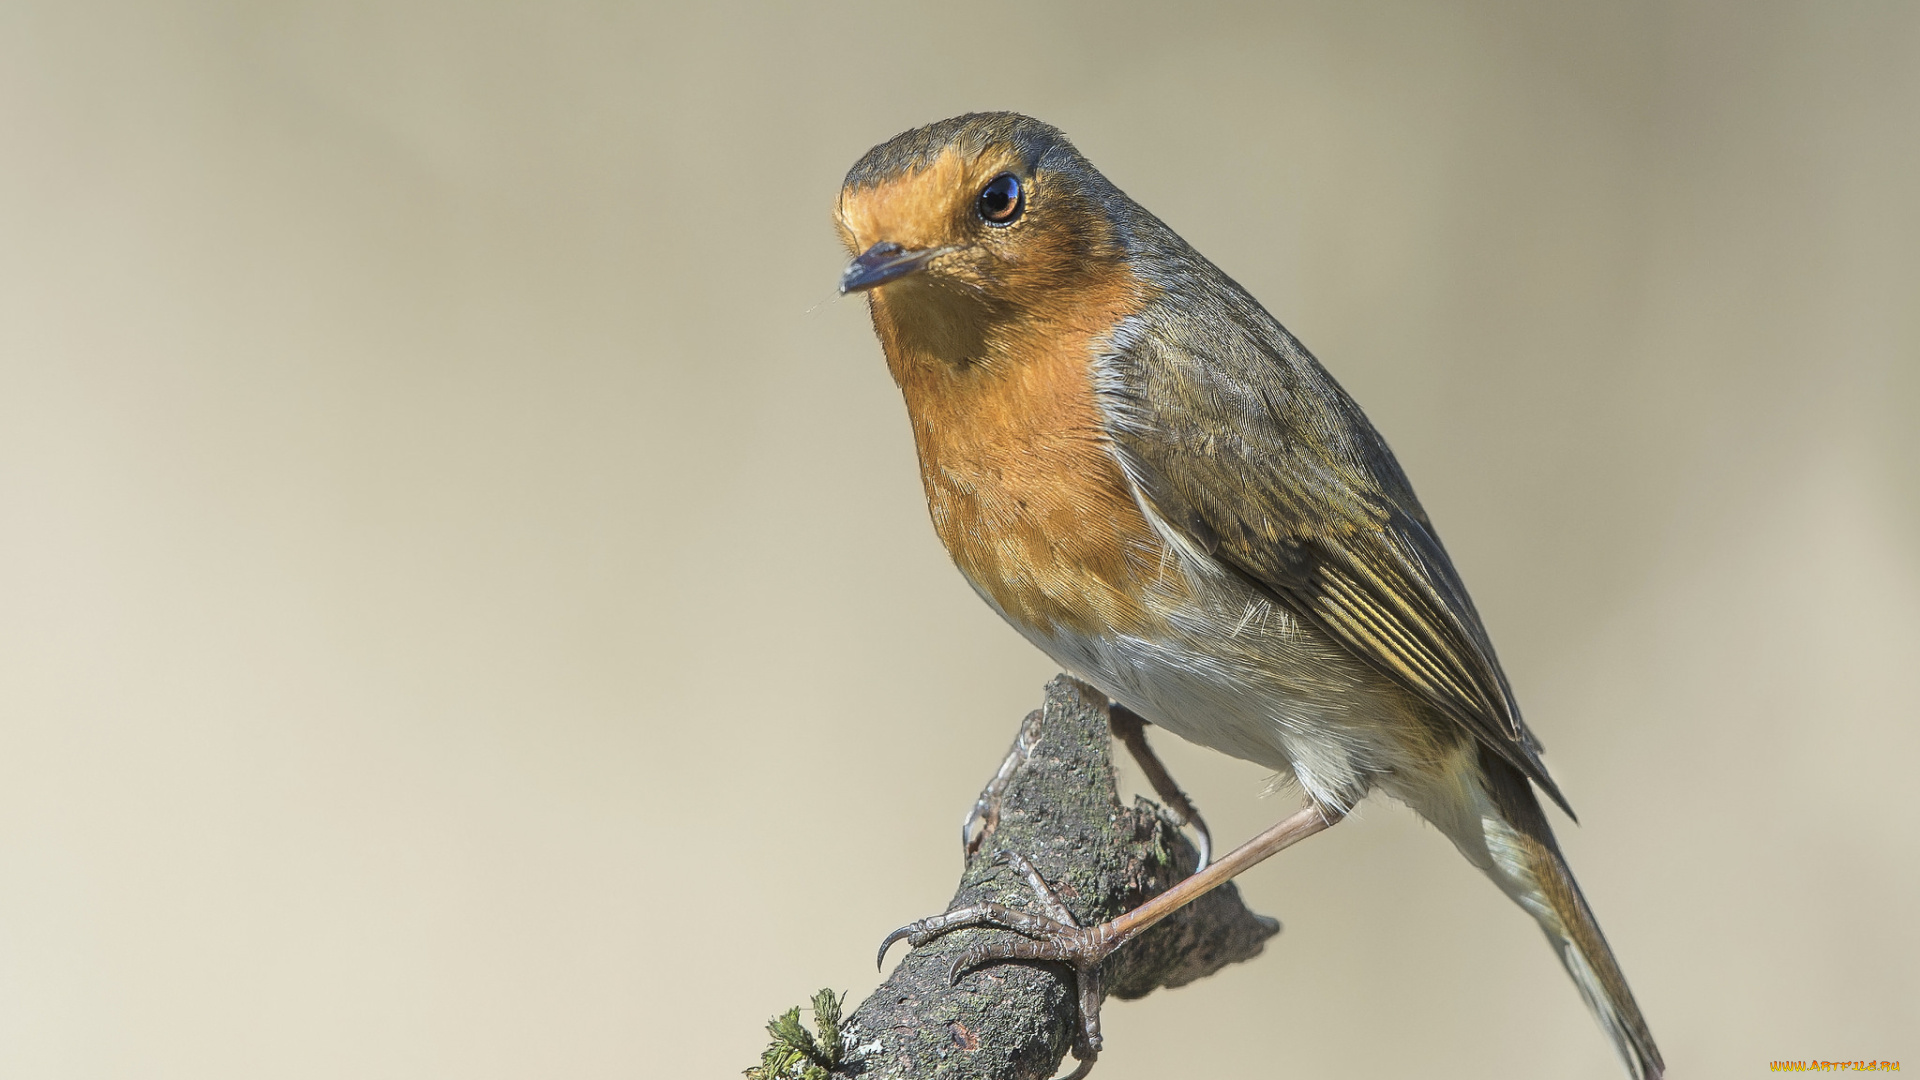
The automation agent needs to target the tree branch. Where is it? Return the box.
[750,676,1279,1080]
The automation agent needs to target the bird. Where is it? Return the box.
[835,112,1661,1080]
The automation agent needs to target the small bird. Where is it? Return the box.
[837,113,1661,1080]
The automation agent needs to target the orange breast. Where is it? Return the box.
[872,278,1171,640]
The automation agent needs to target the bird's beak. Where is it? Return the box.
[839,242,944,295]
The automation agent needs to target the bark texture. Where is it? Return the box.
[824,676,1279,1079]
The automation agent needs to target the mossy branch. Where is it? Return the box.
[746,676,1280,1080]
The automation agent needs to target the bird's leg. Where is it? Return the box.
[881,803,1342,1076]
[1107,704,1212,872]
[961,709,1044,858]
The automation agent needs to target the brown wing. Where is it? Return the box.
[1100,285,1574,819]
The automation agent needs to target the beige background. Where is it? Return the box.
[3,2,1916,1077]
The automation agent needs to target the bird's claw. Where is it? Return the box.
[876,925,910,971]
[875,917,944,970]
[961,710,1044,858]
[876,849,1114,1070]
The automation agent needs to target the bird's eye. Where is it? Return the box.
[977,173,1023,225]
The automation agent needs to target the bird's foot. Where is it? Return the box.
[878,850,1119,1079]
[961,709,1044,859]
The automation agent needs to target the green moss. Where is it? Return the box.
[744,989,844,1080]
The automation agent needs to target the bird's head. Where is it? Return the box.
[835,113,1135,363]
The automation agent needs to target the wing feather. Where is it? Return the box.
[1099,272,1574,818]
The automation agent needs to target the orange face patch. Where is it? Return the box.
[835,147,1026,256]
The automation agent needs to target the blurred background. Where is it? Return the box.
[2,2,1915,1077]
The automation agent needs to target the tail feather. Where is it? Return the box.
[1476,747,1664,1080]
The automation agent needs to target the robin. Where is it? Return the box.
[837,113,1661,1080]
